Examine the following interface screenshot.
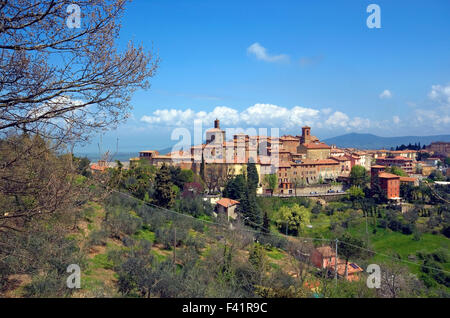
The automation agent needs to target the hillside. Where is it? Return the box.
[323,133,450,149]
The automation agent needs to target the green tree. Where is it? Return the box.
[247,162,259,191]
[248,243,268,284]
[347,186,365,201]
[386,166,407,177]
[262,212,270,234]
[350,165,369,188]
[238,187,262,228]
[338,233,364,279]
[200,152,205,180]
[445,157,450,166]
[429,169,445,181]
[223,175,246,200]
[154,164,176,208]
[263,174,277,196]
[275,204,311,236]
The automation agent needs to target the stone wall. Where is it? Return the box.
[288,183,346,195]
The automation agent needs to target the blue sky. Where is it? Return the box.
[77,0,450,154]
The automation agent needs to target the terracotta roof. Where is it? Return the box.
[315,159,339,165]
[278,161,292,168]
[281,135,299,141]
[371,165,385,169]
[296,159,337,165]
[216,198,240,208]
[399,176,416,182]
[90,164,107,172]
[302,143,331,149]
[378,172,400,179]
[330,156,350,162]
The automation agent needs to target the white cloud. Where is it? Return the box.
[428,84,450,105]
[414,109,450,126]
[321,108,332,115]
[247,43,289,63]
[393,116,400,124]
[379,89,392,99]
[349,117,371,130]
[141,104,372,133]
[325,111,349,128]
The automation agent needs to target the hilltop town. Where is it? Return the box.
[108,119,450,201]
[1,0,449,303]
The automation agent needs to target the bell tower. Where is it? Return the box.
[301,126,311,144]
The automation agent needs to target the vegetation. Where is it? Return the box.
[349,165,370,188]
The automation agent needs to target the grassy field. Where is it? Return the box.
[306,212,450,274]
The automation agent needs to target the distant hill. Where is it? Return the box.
[323,133,450,150]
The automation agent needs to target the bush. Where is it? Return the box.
[155,226,188,250]
[23,271,71,298]
[256,233,288,250]
[88,229,109,246]
[442,225,450,238]
[104,206,143,238]
[401,223,414,235]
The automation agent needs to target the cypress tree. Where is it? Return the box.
[247,162,259,192]
[154,164,175,208]
[262,212,270,234]
[199,152,205,180]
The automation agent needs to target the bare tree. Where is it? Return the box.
[378,260,423,298]
[0,1,157,291]
[0,0,158,144]
[204,164,227,194]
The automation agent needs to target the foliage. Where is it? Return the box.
[154,164,176,208]
[263,174,278,195]
[104,206,143,239]
[350,165,369,187]
[223,174,246,200]
[386,166,408,177]
[429,170,445,182]
[175,195,213,218]
[247,162,259,191]
[347,186,365,201]
[275,204,311,236]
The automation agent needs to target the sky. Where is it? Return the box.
[77,0,450,155]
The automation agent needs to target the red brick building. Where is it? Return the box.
[371,166,401,200]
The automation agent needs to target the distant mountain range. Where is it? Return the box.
[323,133,450,150]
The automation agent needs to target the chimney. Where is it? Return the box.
[214,119,220,129]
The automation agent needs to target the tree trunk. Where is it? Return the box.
[345,259,349,280]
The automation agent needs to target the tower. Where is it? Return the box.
[214,119,220,129]
[301,126,311,144]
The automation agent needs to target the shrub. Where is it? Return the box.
[88,229,109,247]
[104,206,143,238]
